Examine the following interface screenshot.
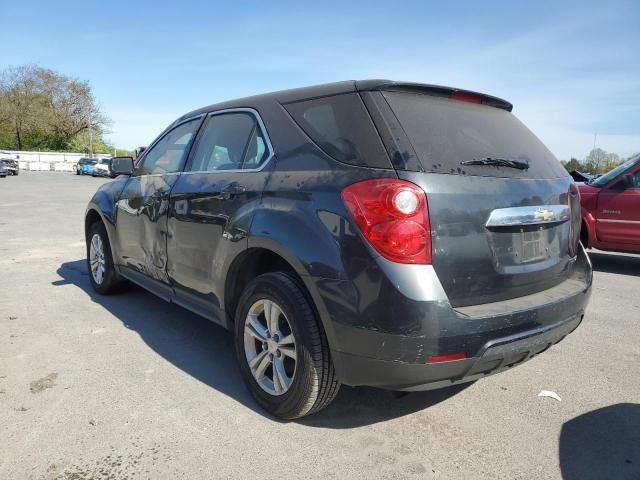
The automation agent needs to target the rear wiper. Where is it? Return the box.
[461,157,530,170]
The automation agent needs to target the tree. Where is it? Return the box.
[0,65,110,152]
[561,158,582,172]
[584,148,622,175]
[0,65,48,150]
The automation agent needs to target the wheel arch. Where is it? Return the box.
[581,208,597,248]
[225,247,303,326]
[84,205,120,271]
[85,208,103,240]
[223,245,337,351]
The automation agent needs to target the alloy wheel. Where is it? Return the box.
[243,299,297,396]
[89,233,106,285]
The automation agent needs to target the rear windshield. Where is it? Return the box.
[382,91,567,178]
[284,93,391,169]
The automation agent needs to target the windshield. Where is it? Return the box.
[591,155,640,187]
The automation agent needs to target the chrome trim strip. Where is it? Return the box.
[485,205,570,227]
[597,218,640,224]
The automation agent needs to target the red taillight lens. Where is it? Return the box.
[568,183,581,256]
[427,352,467,363]
[341,179,432,264]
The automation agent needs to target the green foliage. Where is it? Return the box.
[561,148,624,175]
[0,64,114,153]
[561,158,582,172]
[68,132,113,154]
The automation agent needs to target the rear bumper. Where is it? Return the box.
[332,312,582,391]
[310,244,592,390]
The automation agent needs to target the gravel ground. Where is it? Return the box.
[1,171,638,480]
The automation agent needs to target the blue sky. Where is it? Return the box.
[2,0,639,159]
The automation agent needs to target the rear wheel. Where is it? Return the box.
[86,221,126,294]
[234,272,339,419]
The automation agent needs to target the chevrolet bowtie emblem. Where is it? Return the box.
[536,209,554,222]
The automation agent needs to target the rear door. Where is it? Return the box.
[166,109,273,321]
[365,89,577,307]
[596,161,640,245]
[114,117,202,296]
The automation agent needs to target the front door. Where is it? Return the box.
[167,109,273,321]
[114,117,202,295]
[596,162,640,246]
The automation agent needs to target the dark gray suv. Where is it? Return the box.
[85,80,592,418]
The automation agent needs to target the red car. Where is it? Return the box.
[579,155,640,254]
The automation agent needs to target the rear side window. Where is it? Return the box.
[187,112,270,172]
[284,93,391,169]
[382,91,567,178]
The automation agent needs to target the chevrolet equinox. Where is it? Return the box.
[85,80,593,418]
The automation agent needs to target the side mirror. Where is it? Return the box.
[110,156,134,176]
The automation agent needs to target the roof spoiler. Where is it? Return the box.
[356,80,513,112]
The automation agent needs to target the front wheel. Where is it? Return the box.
[86,222,126,294]
[234,272,339,419]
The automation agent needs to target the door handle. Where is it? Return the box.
[215,184,246,200]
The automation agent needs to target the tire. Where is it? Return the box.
[86,221,126,295]
[234,272,340,419]
[76,170,80,175]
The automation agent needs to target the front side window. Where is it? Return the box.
[140,119,200,175]
[187,112,270,172]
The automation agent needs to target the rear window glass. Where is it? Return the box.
[382,91,567,178]
[284,93,391,169]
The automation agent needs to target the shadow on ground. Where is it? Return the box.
[54,259,470,427]
[559,403,640,480]
[589,251,640,277]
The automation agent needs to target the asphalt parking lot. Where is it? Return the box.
[1,171,638,480]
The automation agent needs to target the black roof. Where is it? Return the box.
[178,79,513,123]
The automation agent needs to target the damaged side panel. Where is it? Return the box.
[113,173,180,284]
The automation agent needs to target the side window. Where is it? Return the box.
[284,93,391,168]
[139,119,199,175]
[187,112,270,172]
[241,124,269,170]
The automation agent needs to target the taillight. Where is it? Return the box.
[341,179,432,264]
[568,183,581,256]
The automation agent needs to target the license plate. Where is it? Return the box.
[514,228,546,263]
